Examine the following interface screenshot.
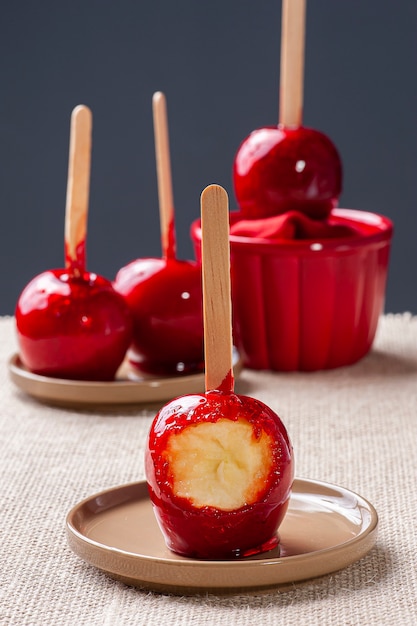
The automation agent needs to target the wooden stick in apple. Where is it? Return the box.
[279,0,306,128]
[152,91,176,260]
[64,104,92,276]
[200,184,234,393]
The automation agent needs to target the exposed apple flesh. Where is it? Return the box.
[15,269,133,381]
[165,417,274,510]
[114,257,204,376]
[145,389,294,559]
[233,125,342,220]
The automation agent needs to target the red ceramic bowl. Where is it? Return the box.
[190,209,393,371]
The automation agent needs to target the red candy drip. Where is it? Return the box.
[217,368,234,393]
[65,239,87,277]
[165,216,177,260]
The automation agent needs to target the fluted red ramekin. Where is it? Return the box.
[191,209,393,371]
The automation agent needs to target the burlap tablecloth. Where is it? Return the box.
[1,314,416,625]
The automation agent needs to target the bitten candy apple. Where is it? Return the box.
[145,184,294,559]
[145,389,293,559]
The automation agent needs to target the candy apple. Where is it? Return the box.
[145,389,293,559]
[114,257,203,376]
[233,1,342,221]
[233,125,342,220]
[16,270,133,381]
[114,92,204,376]
[15,105,133,381]
[145,185,294,559]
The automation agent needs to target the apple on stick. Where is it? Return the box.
[145,185,294,559]
[15,105,133,381]
[114,92,204,376]
[233,0,342,220]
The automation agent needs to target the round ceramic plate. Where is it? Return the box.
[8,351,243,408]
[66,478,378,595]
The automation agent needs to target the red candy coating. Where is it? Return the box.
[16,269,133,381]
[114,257,204,376]
[145,390,294,559]
[233,125,342,220]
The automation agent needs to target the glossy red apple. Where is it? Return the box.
[15,105,133,381]
[233,125,342,220]
[114,257,203,376]
[15,269,133,380]
[145,185,294,560]
[145,389,294,559]
[113,92,204,376]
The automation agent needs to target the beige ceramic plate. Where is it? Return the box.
[8,351,242,408]
[66,478,378,595]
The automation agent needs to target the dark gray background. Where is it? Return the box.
[1,0,416,315]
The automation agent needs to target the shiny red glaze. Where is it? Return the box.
[191,209,393,371]
[15,269,133,380]
[233,126,342,220]
[114,257,204,376]
[145,390,294,559]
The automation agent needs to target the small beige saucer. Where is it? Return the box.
[66,478,378,595]
[8,351,243,408]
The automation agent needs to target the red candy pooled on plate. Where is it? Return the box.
[114,92,204,376]
[145,185,294,559]
[15,106,132,381]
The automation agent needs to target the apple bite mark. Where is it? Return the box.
[164,417,274,511]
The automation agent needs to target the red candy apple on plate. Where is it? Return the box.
[15,105,133,381]
[233,0,342,221]
[114,92,203,376]
[145,185,294,559]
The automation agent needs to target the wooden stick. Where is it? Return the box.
[152,91,176,259]
[201,185,234,393]
[64,105,92,274]
[279,0,306,127]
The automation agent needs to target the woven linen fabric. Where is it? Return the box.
[0,314,416,625]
